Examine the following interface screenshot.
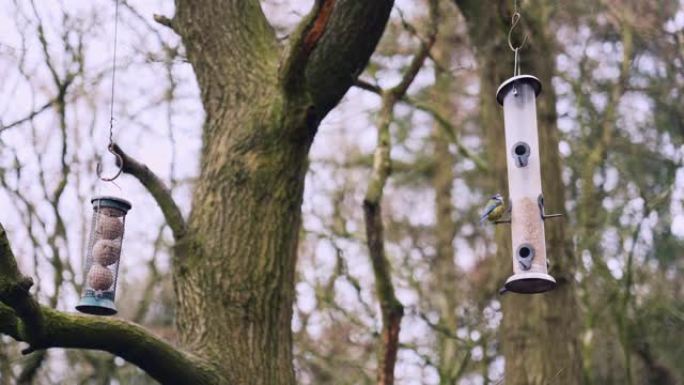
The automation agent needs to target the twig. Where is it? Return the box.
[354,79,489,171]
[111,144,187,240]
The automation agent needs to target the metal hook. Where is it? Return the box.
[508,12,528,52]
[96,144,123,182]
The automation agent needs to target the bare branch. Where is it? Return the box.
[153,14,176,31]
[362,2,439,384]
[0,99,55,134]
[16,350,46,385]
[111,144,187,240]
[173,0,279,108]
[354,79,489,171]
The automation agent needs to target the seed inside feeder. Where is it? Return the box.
[98,207,124,217]
[96,215,124,240]
[93,239,120,266]
[88,264,114,291]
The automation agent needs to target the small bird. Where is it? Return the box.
[480,193,505,224]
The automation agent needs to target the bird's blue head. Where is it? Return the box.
[491,193,503,203]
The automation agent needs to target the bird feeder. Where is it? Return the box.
[496,75,558,294]
[76,196,131,315]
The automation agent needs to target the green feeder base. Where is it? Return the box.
[76,293,117,316]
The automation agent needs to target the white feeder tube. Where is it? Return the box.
[498,76,555,293]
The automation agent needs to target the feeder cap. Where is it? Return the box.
[504,272,557,294]
[496,75,542,106]
[91,196,132,212]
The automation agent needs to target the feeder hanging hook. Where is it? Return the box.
[96,144,123,182]
[507,0,528,78]
[508,11,528,53]
[97,0,122,183]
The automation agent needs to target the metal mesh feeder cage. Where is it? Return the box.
[76,196,131,315]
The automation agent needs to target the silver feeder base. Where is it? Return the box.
[504,272,557,294]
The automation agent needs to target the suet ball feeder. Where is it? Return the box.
[76,196,131,315]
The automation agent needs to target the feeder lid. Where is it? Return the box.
[496,75,542,106]
[91,196,132,212]
[504,271,556,294]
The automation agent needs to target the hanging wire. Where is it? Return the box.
[97,0,123,182]
[507,0,528,77]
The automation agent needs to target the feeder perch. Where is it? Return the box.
[496,75,557,294]
[76,196,131,315]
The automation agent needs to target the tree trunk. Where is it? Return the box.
[454,1,583,383]
[169,1,395,383]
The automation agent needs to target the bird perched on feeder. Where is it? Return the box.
[480,193,505,224]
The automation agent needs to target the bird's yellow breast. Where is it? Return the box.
[488,204,505,221]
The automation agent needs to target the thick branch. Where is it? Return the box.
[112,144,187,240]
[36,309,224,385]
[1,223,224,384]
[280,0,337,93]
[0,226,44,349]
[283,0,394,118]
[0,303,20,341]
[2,306,224,384]
[173,0,278,108]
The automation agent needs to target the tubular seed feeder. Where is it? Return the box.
[495,6,562,294]
[76,196,131,315]
[497,76,559,294]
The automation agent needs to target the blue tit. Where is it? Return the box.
[480,193,505,224]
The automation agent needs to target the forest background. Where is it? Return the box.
[0,0,683,384]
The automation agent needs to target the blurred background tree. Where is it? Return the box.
[0,0,682,384]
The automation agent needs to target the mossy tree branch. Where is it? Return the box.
[0,226,44,352]
[0,222,226,384]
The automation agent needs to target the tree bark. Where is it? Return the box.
[165,1,395,383]
[453,1,583,384]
